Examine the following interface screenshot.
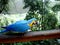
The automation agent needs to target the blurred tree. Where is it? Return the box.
[52,5,60,12]
[0,0,8,13]
[23,0,60,45]
[24,0,57,31]
[24,0,49,31]
[23,0,49,15]
[42,13,57,30]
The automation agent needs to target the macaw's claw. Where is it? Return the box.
[4,31,26,36]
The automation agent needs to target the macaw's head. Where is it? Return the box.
[27,18,38,27]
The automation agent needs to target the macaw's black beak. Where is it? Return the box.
[35,21,39,26]
[33,21,39,26]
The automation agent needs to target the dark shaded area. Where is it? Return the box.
[0,0,8,13]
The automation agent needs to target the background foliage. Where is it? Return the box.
[0,0,60,45]
[0,0,8,13]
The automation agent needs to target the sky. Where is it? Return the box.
[8,0,30,14]
[7,0,30,20]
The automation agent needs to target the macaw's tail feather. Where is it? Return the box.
[0,29,7,33]
[1,26,6,29]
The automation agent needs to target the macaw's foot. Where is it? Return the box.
[27,29,32,32]
[4,31,26,36]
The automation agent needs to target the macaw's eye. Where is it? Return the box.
[35,22,38,24]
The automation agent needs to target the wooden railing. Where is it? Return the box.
[0,29,60,43]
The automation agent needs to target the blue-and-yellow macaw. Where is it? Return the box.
[0,18,37,33]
